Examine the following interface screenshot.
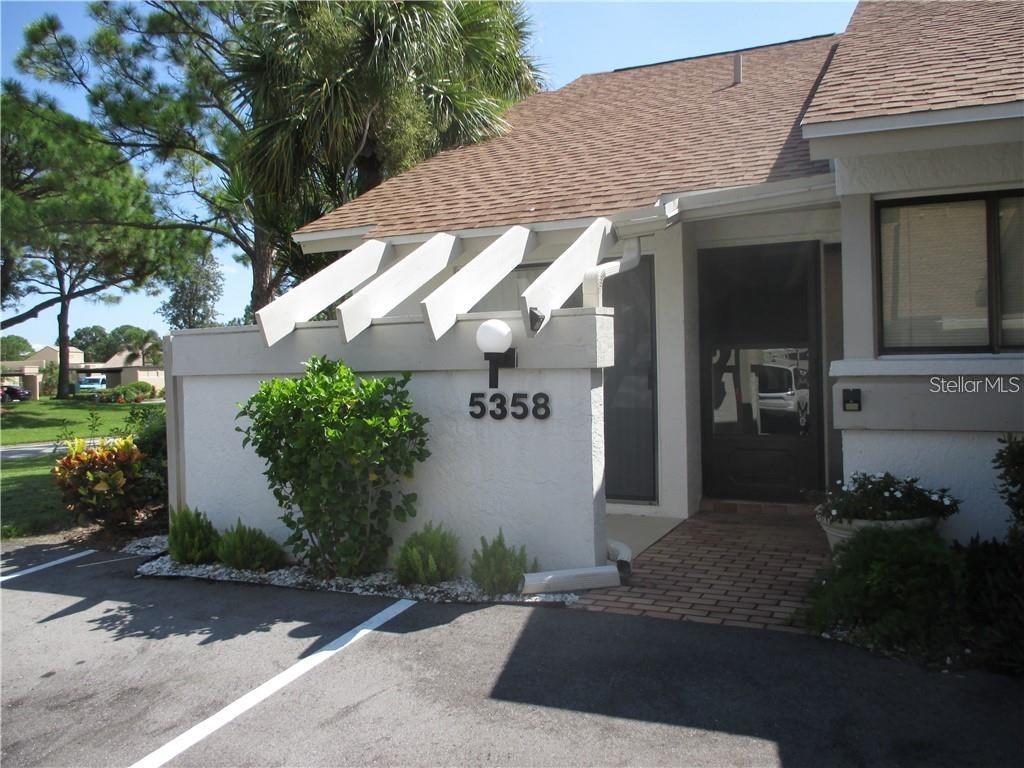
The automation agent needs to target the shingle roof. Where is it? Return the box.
[297,35,835,238]
[804,0,1024,126]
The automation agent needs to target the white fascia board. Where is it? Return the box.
[801,101,1024,140]
[337,232,461,343]
[256,239,391,347]
[292,225,374,244]
[661,174,838,223]
[291,205,665,253]
[520,218,615,337]
[420,225,536,342]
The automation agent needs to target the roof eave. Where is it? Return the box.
[801,101,1024,140]
[293,205,670,253]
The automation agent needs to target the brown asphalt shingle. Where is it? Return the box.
[297,35,835,239]
[804,0,1024,125]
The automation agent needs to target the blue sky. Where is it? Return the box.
[0,0,856,348]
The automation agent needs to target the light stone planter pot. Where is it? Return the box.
[815,507,937,552]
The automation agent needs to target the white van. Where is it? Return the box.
[78,374,107,391]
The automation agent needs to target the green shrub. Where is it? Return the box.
[994,433,1024,531]
[957,536,1024,675]
[52,437,149,525]
[237,356,430,579]
[395,523,460,585]
[806,527,965,657]
[95,381,156,403]
[112,403,168,505]
[470,529,536,597]
[216,519,288,571]
[820,472,959,523]
[168,506,220,564]
[40,360,57,396]
[126,404,166,461]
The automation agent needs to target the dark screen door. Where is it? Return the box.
[699,242,823,502]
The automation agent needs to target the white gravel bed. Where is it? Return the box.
[122,535,170,557]
[136,552,577,605]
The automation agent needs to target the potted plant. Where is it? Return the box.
[816,472,959,551]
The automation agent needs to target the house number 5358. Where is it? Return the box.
[469,392,551,420]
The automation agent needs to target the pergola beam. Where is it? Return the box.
[337,232,461,343]
[519,218,615,336]
[420,225,536,341]
[256,239,391,347]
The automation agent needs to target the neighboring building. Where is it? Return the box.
[166,1,1023,567]
[74,349,165,393]
[0,346,85,399]
[25,345,85,366]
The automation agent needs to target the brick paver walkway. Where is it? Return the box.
[574,501,831,631]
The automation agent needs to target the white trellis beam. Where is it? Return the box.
[337,232,461,343]
[519,218,615,336]
[420,226,536,342]
[255,239,391,347]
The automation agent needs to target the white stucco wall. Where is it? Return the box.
[813,114,1024,543]
[169,311,611,572]
[842,430,1011,542]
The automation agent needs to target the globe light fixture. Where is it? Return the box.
[475,319,517,389]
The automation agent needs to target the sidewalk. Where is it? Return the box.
[1,438,116,461]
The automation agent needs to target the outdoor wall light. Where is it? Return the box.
[476,319,517,389]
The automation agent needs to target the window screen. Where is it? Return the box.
[879,200,989,349]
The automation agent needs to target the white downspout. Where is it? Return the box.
[585,236,642,578]
[582,236,642,308]
[516,237,643,596]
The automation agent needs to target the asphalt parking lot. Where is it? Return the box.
[2,543,1021,768]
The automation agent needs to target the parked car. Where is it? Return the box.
[756,364,810,433]
[1,385,31,403]
[77,375,107,391]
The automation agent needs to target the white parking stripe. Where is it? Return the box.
[0,550,95,583]
[129,598,417,768]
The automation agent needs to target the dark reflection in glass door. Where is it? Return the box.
[699,242,822,502]
[711,347,811,437]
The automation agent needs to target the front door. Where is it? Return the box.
[699,242,823,502]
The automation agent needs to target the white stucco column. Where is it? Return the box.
[647,221,702,518]
[838,194,875,359]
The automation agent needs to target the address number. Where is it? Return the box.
[469,392,550,420]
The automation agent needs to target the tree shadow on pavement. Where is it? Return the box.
[489,607,1023,768]
[2,545,485,655]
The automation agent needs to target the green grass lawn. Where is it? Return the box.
[0,455,68,538]
[0,397,154,446]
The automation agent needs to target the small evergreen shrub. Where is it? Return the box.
[53,436,148,525]
[395,523,459,585]
[168,506,220,564]
[216,519,287,571]
[806,527,965,657]
[470,529,536,597]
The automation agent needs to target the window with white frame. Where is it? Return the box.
[877,191,1023,353]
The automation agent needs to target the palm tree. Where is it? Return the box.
[231,1,542,210]
[119,328,162,367]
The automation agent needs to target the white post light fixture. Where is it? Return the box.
[475,319,517,389]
